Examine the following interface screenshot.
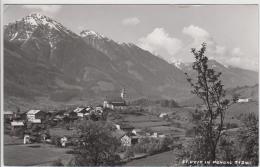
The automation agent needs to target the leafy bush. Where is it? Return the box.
[225,122,239,129]
[185,127,195,137]
[237,113,258,165]
[124,147,134,159]
[133,136,173,155]
[52,159,64,166]
[10,127,24,138]
[73,120,121,166]
[51,135,61,147]
[217,135,237,162]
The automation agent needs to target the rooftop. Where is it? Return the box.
[27,110,41,115]
[11,121,24,126]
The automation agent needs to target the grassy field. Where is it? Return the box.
[4,143,71,166]
[108,106,196,137]
[49,127,77,137]
[4,135,23,145]
[125,150,178,166]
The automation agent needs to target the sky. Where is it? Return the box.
[3,4,259,71]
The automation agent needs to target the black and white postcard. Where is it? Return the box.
[1,1,259,166]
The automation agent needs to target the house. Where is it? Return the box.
[86,106,92,111]
[54,115,64,121]
[112,129,132,146]
[73,107,89,118]
[11,121,24,130]
[30,119,41,124]
[130,134,142,145]
[237,98,252,103]
[61,136,68,147]
[64,111,70,117]
[73,107,86,113]
[114,124,121,130]
[4,111,14,121]
[159,113,168,118]
[132,129,142,135]
[121,135,132,147]
[95,106,103,115]
[64,111,77,119]
[27,110,46,122]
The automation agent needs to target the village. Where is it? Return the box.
[4,89,181,165]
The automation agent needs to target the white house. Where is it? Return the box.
[237,98,252,103]
[114,124,121,130]
[121,135,132,147]
[11,121,24,127]
[159,113,168,118]
[30,119,41,124]
[27,110,46,121]
[60,136,68,147]
[77,113,84,118]
[112,129,132,146]
[11,121,24,130]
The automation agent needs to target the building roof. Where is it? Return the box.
[112,129,126,139]
[27,110,41,115]
[4,111,14,115]
[73,107,85,113]
[105,96,125,103]
[11,121,24,126]
[120,123,134,130]
[29,119,41,123]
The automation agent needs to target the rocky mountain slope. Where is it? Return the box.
[180,60,258,88]
[4,13,258,110]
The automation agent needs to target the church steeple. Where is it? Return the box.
[120,88,125,99]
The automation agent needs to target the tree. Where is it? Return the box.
[184,43,237,163]
[237,113,258,165]
[72,120,121,166]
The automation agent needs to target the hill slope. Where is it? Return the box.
[4,13,258,110]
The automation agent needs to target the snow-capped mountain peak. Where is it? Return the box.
[80,30,105,39]
[4,13,77,42]
[22,13,61,31]
[174,60,184,70]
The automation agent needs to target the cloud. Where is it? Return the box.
[77,25,85,31]
[215,45,226,55]
[180,25,250,68]
[224,47,244,65]
[183,25,210,41]
[23,5,62,14]
[122,17,140,26]
[138,28,182,62]
[232,47,244,56]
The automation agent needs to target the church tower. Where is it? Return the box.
[120,88,126,100]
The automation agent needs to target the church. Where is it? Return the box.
[103,89,127,110]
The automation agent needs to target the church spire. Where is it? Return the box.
[120,88,125,99]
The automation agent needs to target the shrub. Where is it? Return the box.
[124,147,134,159]
[132,137,169,155]
[185,127,195,137]
[225,122,239,129]
[73,120,121,166]
[51,135,61,147]
[10,127,24,138]
[237,113,258,165]
[52,159,64,166]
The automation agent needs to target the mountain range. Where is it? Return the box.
[4,13,258,110]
